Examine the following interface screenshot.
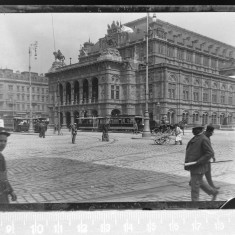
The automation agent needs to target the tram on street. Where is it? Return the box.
[13,117,49,132]
[76,117,106,131]
[77,115,145,132]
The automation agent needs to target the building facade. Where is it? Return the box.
[0,68,49,129]
[46,16,235,129]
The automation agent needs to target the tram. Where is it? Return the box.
[12,117,49,132]
[77,115,145,132]
[76,117,106,131]
[13,117,30,132]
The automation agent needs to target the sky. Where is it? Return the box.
[1,12,235,75]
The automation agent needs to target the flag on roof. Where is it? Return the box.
[121,25,134,33]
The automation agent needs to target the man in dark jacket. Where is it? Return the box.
[204,125,220,190]
[0,127,17,203]
[184,125,218,201]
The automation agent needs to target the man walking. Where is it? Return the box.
[71,123,77,144]
[204,125,220,190]
[184,125,218,201]
[0,127,17,203]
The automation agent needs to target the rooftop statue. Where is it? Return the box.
[53,50,65,62]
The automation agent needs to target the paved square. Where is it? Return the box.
[3,129,235,203]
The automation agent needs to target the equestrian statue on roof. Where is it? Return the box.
[53,49,65,62]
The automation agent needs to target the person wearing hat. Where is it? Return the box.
[204,125,220,190]
[184,124,218,201]
[0,127,17,203]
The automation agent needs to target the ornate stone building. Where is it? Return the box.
[0,68,49,129]
[46,16,235,128]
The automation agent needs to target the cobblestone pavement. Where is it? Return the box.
[3,129,235,203]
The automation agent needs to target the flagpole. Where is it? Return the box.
[142,13,151,138]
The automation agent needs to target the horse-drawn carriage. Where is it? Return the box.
[152,124,175,145]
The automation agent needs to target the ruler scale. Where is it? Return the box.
[0,210,235,234]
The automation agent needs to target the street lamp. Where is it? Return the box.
[142,13,157,138]
[28,41,38,133]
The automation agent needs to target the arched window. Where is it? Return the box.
[228,114,232,124]
[182,112,189,123]
[211,113,217,125]
[220,113,225,125]
[111,109,121,116]
[202,113,208,125]
[193,112,199,123]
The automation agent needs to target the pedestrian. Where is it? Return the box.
[54,124,57,134]
[0,127,17,203]
[102,123,109,141]
[39,122,46,138]
[71,123,77,144]
[174,124,183,145]
[133,121,138,134]
[204,125,220,190]
[184,125,218,201]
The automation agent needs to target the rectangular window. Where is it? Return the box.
[32,95,35,101]
[211,58,216,68]
[17,104,20,110]
[17,86,20,91]
[111,85,115,99]
[203,56,209,67]
[42,105,44,111]
[149,84,153,99]
[212,91,217,103]
[0,94,3,99]
[17,94,20,100]
[22,94,25,100]
[32,87,35,93]
[195,53,201,65]
[193,90,199,101]
[203,93,208,102]
[22,86,24,92]
[42,96,44,102]
[183,86,189,100]
[27,105,30,110]
[186,51,192,62]
[167,46,174,57]
[158,42,164,54]
[116,86,119,100]
[22,104,25,110]
[8,85,13,91]
[229,95,233,105]
[221,91,225,104]
[38,105,40,111]
[27,87,29,92]
[168,84,176,99]
[42,88,44,94]
[0,84,3,89]
[37,87,40,93]
[177,48,183,60]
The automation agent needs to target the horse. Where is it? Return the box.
[53,50,65,61]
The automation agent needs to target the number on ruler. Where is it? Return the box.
[100,223,111,233]
[124,222,133,233]
[31,223,44,234]
[5,224,15,234]
[215,220,224,230]
[147,222,157,232]
[169,221,179,231]
[54,223,63,234]
[77,224,88,233]
[192,220,201,231]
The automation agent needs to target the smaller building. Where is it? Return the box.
[0,68,49,130]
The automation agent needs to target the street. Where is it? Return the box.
[4,129,235,203]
